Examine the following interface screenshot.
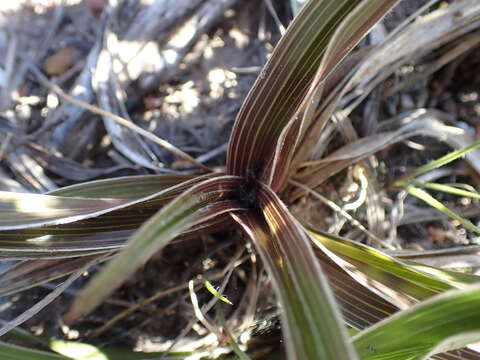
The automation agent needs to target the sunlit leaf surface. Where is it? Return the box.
[354,284,480,360]
[66,175,243,321]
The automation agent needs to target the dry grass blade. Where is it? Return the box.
[93,10,163,171]
[28,64,211,172]
[291,110,480,201]
[343,0,480,113]
[290,179,391,249]
[0,255,105,337]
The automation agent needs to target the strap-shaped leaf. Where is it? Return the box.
[0,192,127,230]
[65,175,243,322]
[310,228,480,360]
[308,228,463,303]
[232,184,357,360]
[227,0,400,188]
[0,342,70,360]
[227,0,360,177]
[268,0,401,190]
[50,339,190,359]
[354,284,480,360]
[317,247,480,360]
[0,174,209,231]
[47,174,196,199]
[0,175,215,259]
[0,215,234,297]
[0,208,234,260]
[314,245,400,330]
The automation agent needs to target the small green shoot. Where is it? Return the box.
[400,181,480,200]
[217,309,251,360]
[393,139,480,185]
[205,280,233,306]
[404,186,480,234]
[392,141,480,237]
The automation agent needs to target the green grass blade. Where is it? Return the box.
[65,175,242,322]
[405,186,480,233]
[394,139,480,183]
[354,284,480,360]
[402,181,480,200]
[205,280,233,305]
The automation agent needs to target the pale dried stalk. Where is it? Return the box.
[29,64,211,172]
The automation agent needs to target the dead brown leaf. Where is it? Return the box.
[43,47,75,76]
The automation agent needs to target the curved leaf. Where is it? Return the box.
[0,342,70,360]
[227,0,360,177]
[354,284,480,360]
[0,175,208,231]
[232,185,357,360]
[308,228,454,303]
[47,174,196,199]
[65,175,243,321]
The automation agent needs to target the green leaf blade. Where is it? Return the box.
[308,228,454,302]
[0,342,71,360]
[65,175,243,322]
[232,184,358,360]
[396,139,480,182]
[354,284,480,360]
[405,186,480,234]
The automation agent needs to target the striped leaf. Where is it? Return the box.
[227,0,400,191]
[232,184,357,360]
[65,175,243,321]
